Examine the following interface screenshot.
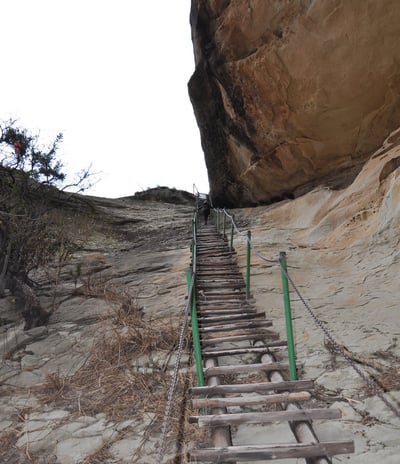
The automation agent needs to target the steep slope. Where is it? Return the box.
[1,135,400,462]
[0,194,196,463]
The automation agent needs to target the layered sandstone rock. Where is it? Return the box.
[189,0,400,206]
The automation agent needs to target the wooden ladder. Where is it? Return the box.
[188,225,354,463]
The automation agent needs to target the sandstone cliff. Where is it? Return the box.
[189,0,400,206]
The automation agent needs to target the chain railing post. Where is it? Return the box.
[216,209,220,233]
[279,251,297,381]
[185,268,205,387]
[193,216,197,238]
[246,230,251,299]
[229,214,235,251]
[223,211,227,238]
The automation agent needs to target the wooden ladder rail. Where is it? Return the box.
[188,226,354,462]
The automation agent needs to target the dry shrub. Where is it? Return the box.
[80,444,113,464]
[0,428,19,455]
[34,279,207,459]
[41,371,70,401]
[68,312,183,422]
[77,273,124,301]
[36,283,188,424]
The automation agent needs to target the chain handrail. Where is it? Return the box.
[158,200,399,464]
[219,208,279,263]
[156,210,199,463]
[156,274,193,463]
[217,206,400,418]
[282,264,400,418]
[156,276,193,463]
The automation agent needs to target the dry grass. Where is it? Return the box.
[80,444,113,464]
[34,280,207,461]
[0,428,19,454]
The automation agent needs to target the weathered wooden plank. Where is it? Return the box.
[197,282,246,289]
[199,320,272,333]
[198,312,266,323]
[198,291,246,298]
[196,270,243,276]
[197,274,244,280]
[191,391,311,409]
[197,253,234,258]
[189,441,355,461]
[197,244,228,249]
[202,341,287,356]
[197,277,244,283]
[201,332,280,347]
[191,380,314,396]
[197,257,236,263]
[198,310,258,318]
[198,299,248,306]
[189,408,341,427]
[197,304,255,311]
[203,361,289,377]
[197,273,243,279]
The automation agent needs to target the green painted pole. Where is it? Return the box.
[279,252,297,381]
[229,215,235,251]
[223,212,227,238]
[185,268,205,387]
[246,231,251,299]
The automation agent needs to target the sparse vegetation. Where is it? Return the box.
[0,118,94,328]
[32,280,203,462]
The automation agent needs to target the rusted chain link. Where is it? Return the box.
[156,273,194,463]
[221,208,279,263]
[157,212,199,462]
[220,207,399,416]
[281,261,400,418]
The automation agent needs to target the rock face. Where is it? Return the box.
[2,142,400,462]
[189,0,400,206]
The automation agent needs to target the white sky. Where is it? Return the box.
[1,0,210,198]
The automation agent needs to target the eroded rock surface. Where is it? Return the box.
[189,0,400,206]
[2,140,400,463]
[0,194,195,464]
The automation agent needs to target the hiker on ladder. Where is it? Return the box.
[200,198,211,225]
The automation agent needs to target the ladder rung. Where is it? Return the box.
[203,341,287,356]
[191,391,311,409]
[199,320,273,332]
[189,408,342,427]
[203,361,289,377]
[189,441,355,461]
[191,380,314,396]
[201,332,280,347]
[198,312,266,323]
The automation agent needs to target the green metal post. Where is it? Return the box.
[229,215,235,251]
[185,269,205,387]
[280,252,297,381]
[223,212,227,238]
[246,231,251,299]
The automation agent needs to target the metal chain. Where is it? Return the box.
[282,262,400,418]
[218,207,399,417]
[156,277,194,463]
[221,208,279,263]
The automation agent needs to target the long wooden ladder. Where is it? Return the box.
[188,225,354,463]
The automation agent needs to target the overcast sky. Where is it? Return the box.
[1,0,210,198]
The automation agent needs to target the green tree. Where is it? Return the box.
[0,119,92,329]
